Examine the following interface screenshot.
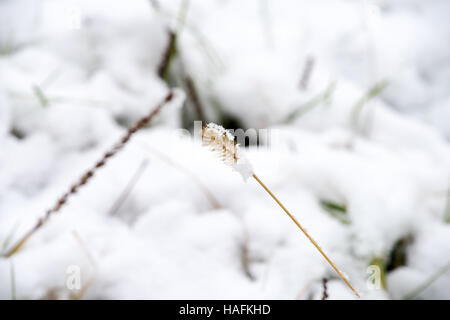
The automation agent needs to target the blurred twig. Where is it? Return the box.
[137,141,221,209]
[156,0,207,124]
[108,158,150,216]
[3,92,174,258]
[158,30,177,82]
[321,278,329,300]
[32,85,49,108]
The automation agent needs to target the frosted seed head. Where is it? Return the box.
[201,123,254,181]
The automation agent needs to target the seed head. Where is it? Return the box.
[201,123,254,180]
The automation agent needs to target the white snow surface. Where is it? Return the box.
[0,0,449,299]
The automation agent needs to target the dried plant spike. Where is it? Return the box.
[252,174,360,298]
[201,122,360,298]
[201,123,254,180]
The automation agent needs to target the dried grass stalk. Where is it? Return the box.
[201,122,360,298]
[3,92,174,258]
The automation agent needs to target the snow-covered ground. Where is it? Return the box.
[0,0,449,299]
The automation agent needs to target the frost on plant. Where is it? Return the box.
[201,123,254,181]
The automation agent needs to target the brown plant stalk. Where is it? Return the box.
[3,91,174,258]
[321,278,329,300]
[108,158,150,216]
[201,122,360,298]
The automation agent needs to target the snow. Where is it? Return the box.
[0,0,449,300]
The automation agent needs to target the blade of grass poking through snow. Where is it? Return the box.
[158,30,177,82]
[319,199,351,225]
[108,158,150,216]
[150,0,224,75]
[2,92,174,258]
[284,81,337,123]
[321,278,329,300]
[403,260,450,300]
[33,85,49,107]
[183,75,206,123]
[351,79,388,129]
[201,123,360,297]
[369,257,387,289]
[1,223,20,255]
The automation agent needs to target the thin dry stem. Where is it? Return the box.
[183,75,206,123]
[3,92,174,258]
[252,173,360,298]
[108,158,150,216]
[295,279,313,300]
[321,278,329,300]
